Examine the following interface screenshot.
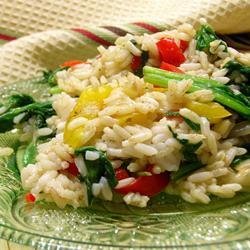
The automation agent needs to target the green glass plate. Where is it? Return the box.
[0,23,250,249]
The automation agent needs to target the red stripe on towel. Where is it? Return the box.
[72,28,112,46]
[102,26,128,36]
[132,22,160,33]
[0,33,16,41]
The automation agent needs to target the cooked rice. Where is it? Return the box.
[19,21,250,208]
[21,134,88,208]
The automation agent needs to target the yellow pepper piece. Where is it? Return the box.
[64,125,87,149]
[70,85,113,119]
[186,101,232,123]
[64,85,113,148]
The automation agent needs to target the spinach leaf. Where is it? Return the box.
[6,153,20,180]
[195,24,227,53]
[6,94,35,110]
[172,161,203,181]
[16,133,55,174]
[23,141,37,166]
[183,117,200,132]
[16,140,38,174]
[237,82,250,99]
[75,146,117,202]
[0,101,55,132]
[182,141,202,162]
[168,125,203,181]
[16,145,27,174]
[224,60,250,101]
[224,60,250,79]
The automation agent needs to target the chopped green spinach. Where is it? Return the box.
[195,24,227,53]
[0,101,55,132]
[172,161,203,182]
[75,146,117,202]
[168,125,203,181]
[16,133,55,173]
[224,60,250,79]
[183,117,200,131]
[224,60,250,98]
[6,94,35,110]
[23,141,37,166]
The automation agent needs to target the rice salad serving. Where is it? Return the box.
[2,21,250,208]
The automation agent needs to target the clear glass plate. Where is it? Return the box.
[0,24,250,249]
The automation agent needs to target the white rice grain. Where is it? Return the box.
[212,68,228,77]
[37,127,53,137]
[67,117,88,130]
[115,177,135,189]
[112,124,131,139]
[13,113,26,124]
[85,150,100,161]
[134,143,158,156]
[188,172,213,183]
[199,51,209,69]
[92,183,102,197]
[212,168,229,177]
[190,188,210,204]
[100,177,113,201]
[74,155,87,177]
[212,76,230,84]
[180,63,201,71]
[179,108,201,124]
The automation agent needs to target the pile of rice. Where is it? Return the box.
[21,20,250,208]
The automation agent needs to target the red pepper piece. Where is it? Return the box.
[115,168,130,180]
[61,60,84,68]
[160,62,184,73]
[115,172,169,197]
[25,193,36,203]
[66,162,79,176]
[131,55,141,71]
[179,40,189,52]
[156,38,186,67]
